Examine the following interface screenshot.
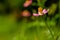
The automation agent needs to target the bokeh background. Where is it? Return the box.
[0,0,60,40]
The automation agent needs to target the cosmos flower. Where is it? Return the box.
[38,7,49,15]
[23,0,32,7]
[33,7,49,16]
[21,10,31,17]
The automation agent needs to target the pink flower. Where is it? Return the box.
[23,0,32,7]
[42,9,49,14]
[33,13,39,16]
[21,10,31,17]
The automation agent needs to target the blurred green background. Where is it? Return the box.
[0,0,60,40]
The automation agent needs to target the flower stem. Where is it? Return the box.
[45,22,55,40]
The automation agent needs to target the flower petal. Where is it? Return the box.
[42,9,49,14]
[33,13,39,16]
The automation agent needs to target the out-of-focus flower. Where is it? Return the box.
[21,10,31,17]
[33,13,39,16]
[42,9,49,14]
[23,0,32,7]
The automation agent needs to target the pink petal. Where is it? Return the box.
[42,9,49,14]
[33,13,39,16]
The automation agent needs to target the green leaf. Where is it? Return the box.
[37,0,47,7]
[48,4,57,15]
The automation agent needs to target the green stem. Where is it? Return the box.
[37,0,41,6]
[45,22,55,40]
